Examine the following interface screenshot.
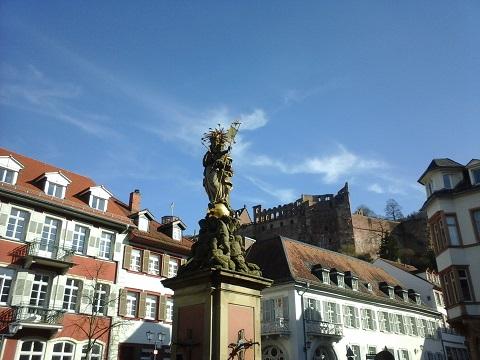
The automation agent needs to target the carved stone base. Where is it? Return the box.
[163,268,272,360]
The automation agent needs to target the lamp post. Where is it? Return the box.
[146,331,165,360]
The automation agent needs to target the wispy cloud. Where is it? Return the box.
[368,183,385,194]
[244,175,296,203]
[282,78,347,106]
[0,64,121,139]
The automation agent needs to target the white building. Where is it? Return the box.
[374,259,467,359]
[110,189,191,360]
[247,236,447,360]
[418,158,480,360]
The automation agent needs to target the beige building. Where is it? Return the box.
[418,158,480,360]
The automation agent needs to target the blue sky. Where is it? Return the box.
[1,1,479,233]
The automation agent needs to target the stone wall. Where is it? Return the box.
[352,213,399,258]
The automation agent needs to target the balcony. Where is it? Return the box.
[305,320,343,338]
[9,305,65,335]
[19,239,75,273]
[262,318,290,336]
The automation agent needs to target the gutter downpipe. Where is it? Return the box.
[296,281,310,360]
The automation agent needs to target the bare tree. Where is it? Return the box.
[384,199,404,221]
[67,263,129,360]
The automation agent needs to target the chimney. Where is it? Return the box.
[129,189,141,213]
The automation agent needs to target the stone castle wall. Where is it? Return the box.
[351,214,399,258]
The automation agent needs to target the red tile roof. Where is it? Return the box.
[379,258,419,273]
[247,236,429,307]
[0,148,132,224]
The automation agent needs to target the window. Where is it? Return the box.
[337,274,345,288]
[405,316,418,336]
[361,309,377,330]
[40,217,61,254]
[99,232,113,259]
[63,279,80,312]
[399,350,410,360]
[445,216,461,246]
[6,208,29,240]
[0,167,15,184]
[72,225,88,253]
[19,340,45,360]
[322,270,330,284]
[305,298,322,321]
[172,226,182,240]
[351,345,361,360]
[91,196,107,211]
[368,346,377,356]
[442,267,474,306]
[426,321,437,338]
[443,175,452,189]
[93,284,108,315]
[472,209,480,241]
[426,180,434,197]
[472,169,480,185]
[145,295,158,319]
[148,254,160,275]
[130,249,142,272]
[166,298,173,322]
[52,342,74,360]
[0,268,14,304]
[168,258,179,278]
[46,182,65,198]
[418,318,427,337]
[343,305,360,328]
[126,291,138,317]
[29,274,49,307]
[323,302,341,324]
[434,291,444,307]
[351,278,358,291]
[388,288,395,299]
[378,311,391,332]
[82,344,102,360]
[393,314,405,334]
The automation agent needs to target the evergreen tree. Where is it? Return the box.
[378,231,399,260]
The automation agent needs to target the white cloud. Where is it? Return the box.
[368,183,385,194]
[244,176,296,204]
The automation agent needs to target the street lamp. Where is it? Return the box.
[146,331,165,360]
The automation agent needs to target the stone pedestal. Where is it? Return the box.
[163,268,272,360]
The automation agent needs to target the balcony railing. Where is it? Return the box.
[12,305,65,326]
[262,318,290,335]
[305,320,343,337]
[26,239,75,262]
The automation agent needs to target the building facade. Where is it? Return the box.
[0,148,132,360]
[418,158,480,360]
[247,236,448,360]
[374,259,468,358]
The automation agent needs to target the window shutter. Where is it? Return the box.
[118,289,127,317]
[336,303,342,324]
[80,284,93,315]
[138,292,147,318]
[282,296,289,320]
[76,281,83,312]
[158,295,167,321]
[0,213,7,226]
[162,255,171,277]
[371,310,377,331]
[54,276,67,307]
[361,309,367,329]
[343,305,348,326]
[123,246,132,270]
[354,307,360,328]
[86,234,98,257]
[323,301,328,322]
[180,258,187,266]
[107,286,117,316]
[142,250,150,273]
[11,272,29,305]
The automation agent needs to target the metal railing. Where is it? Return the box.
[305,320,343,337]
[261,318,290,335]
[13,304,65,325]
[27,239,75,261]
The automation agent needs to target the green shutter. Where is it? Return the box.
[123,246,132,270]
[138,292,146,318]
[118,289,127,317]
[158,295,167,321]
[162,255,170,277]
[142,251,150,273]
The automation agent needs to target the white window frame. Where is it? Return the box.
[6,208,30,241]
[378,311,391,332]
[51,341,75,360]
[166,298,174,322]
[126,291,138,318]
[145,294,158,320]
[0,167,15,184]
[72,225,89,253]
[350,345,361,360]
[168,258,179,278]
[471,168,480,185]
[445,215,461,246]
[63,279,80,312]
[81,343,102,360]
[172,226,182,240]
[130,249,142,272]
[29,274,50,307]
[148,254,160,276]
[93,283,108,315]
[322,270,330,284]
[399,349,410,360]
[18,340,46,360]
[337,274,345,288]
[90,195,107,211]
[99,232,113,259]
[443,174,452,189]
[46,181,66,199]
[0,268,14,305]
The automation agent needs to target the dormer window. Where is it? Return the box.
[345,271,359,291]
[380,282,395,299]
[130,210,154,232]
[80,186,112,212]
[311,264,330,284]
[366,283,373,292]
[351,278,358,291]
[426,180,434,197]
[330,269,345,288]
[388,288,395,299]
[322,270,330,285]
[172,226,182,241]
[41,172,71,199]
[415,294,421,305]
[443,174,452,189]
[0,155,24,185]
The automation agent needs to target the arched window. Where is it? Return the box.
[263,345,286,360]
[19,340,45,360]
[82,344,102,360]
[51,342,75,360]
